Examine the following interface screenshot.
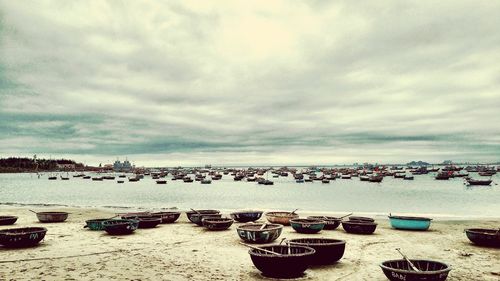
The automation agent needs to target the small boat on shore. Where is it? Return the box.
[186,210,220,223]
[136,217,162,228]
[202,217,234,231]
[0,216,18,225]
[380,259,451,281]
[230,211,263,223]
[237,223,283,244]
[31,211,69,223]
[0,227,47,248]
[465,228,500,247]
[388,215,432,231]
[84,218,110,231]
[265,211,299,225]
[103,219,138,235]
[307,216,341,230]
[190,213,222,226]
[288,238,346,265]
[349,216,375,223]
[290,218,326,234]
[151,212,181,224]
[248,245,316,278]
[342,220,377,234]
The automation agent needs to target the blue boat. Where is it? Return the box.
[389,215,432,231]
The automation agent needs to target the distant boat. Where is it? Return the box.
[359,175,370,181]
[156,180,167,184]
[60,176,69,180]
[48,176,57,180]
[128,177,139,182]
[466,178,492,186]
[201,179,212,184]
[92,177,104,181]
[403,175,414,180]
[369,175,383,183]
[341,174,351,179]
[435,172,450,180]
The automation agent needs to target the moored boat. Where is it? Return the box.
[265,211,299,225]
[230,211,263,223]
[464,228,500,247]
[0,216,18,225]
[388,215,432,231]
[290,218,326,234]
[151,212,181,224]
[307,216,341,230]
[202,217,234,231]
[32,211,69,223]
[342,221,377,234]
[248,245,315,278]
[236,223,283,244]
[102,219,138,235]
[288,238,346,265]
[379,259,451,281]
[0,227,47,248]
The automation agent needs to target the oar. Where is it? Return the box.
[259,223,267,230]
[239,242,282,256]
[290,209,299,214]
[495,228,500,236]
[338,213,353,219]
[396,248,420,272]
[190,208,201,214]
[29,210,37,214]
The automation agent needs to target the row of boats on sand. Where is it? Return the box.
[0,209,498,280]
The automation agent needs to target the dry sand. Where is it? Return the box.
[0,207,498,281]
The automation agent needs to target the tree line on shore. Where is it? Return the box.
[0,157,83,173]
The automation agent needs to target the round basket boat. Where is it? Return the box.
[290,219,326,234]
[342,221,378,234]
[137,217,162,229]
[84,219,110,231]
[348,216,375,223]
[0,227,47,248]
[103,219,138,235]
[151,212,181,224]
[35,212,69,223]
[265,212,299,226]
[230,211,263,223]
[186,210,220,223]
[465,228,500,248]
[307,216,341,230]
[0,216,18,226]
[190,213,222,226]
[288,238,346,265]
[389,216,432,231]
[202,218,234,231]
[249,245,316,278]
[237,223,283,244]
[380,259,451,281]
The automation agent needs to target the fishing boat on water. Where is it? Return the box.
[465,178,492,186]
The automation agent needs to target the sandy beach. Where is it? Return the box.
[0,207,498,281]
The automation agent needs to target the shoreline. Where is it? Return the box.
[2,203,500,221]
[1,207,499,280]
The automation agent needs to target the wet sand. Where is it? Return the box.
[0,207,499,281]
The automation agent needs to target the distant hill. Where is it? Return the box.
[0,157,83,173]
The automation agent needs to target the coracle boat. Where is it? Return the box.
[380,259,451,281]
[84,219,110,231]
[0,227,47,248]
[342,221,378,234]
[186,210,220,223]
[202,218,234,231]
[307,216,341,230]
[0,216,18,225]
[466,178,492,186]
[136,217,162,228]
[230,211,263,223]
[389,215,432,231]
[151,212,181,224]
[290,218,326,234]
[190,213,222,226]
[465,228,500,247]
[265,211,299,225]
[248,245,315,278]
[32,211,69,223]
[349,216,375,223]
[103,219,138,235]
[288,238,346,265]
[237,223,283,244]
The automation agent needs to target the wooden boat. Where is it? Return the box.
[201,179,212,184]
[190,213,222,226]
[290,218,326,234]
[263,180,274,185]
[248,245,315,278]
[84,219,109,231]
[150,212,181,224]
[288,238,346,265]
[265,211,299,225]
[342,221,377,234]
[128,177,140,182]
[380,259,451,281]
[0,227,47,248]
[82,175,91,179]
[60,176,69,180]
[369,175,384,183]
[202,218,234,231]
[307,216,341,230]
[349,216,375,223]
[33,211,69,223]
[103,219,138,235]
[435,172,450,180]
[465,228,500,247]
[136,217,162,228]
[230,211,263,223]
[186,210,220,223]
[404,175,414,180]
[237,223,283,244]
[0,216,18,225]
[48,176,57,180]
[466,178,492,186]
[389,215,432,231]
[360,175,370,181]
[156,180,167,184]
[117,180,124,184]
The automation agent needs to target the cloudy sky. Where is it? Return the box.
[0,1,499,166]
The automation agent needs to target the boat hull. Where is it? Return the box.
[389,216,432,231]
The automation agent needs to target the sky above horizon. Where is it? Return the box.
[1,1,499,166]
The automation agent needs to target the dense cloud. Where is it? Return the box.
[0,1,499,166]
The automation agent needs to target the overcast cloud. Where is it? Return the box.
[1,1,499,166]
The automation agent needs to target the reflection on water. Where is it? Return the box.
[0,172,499,217]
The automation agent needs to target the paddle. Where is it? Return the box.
[28,210,37,214]
[239,242,282,256]
[338,213,353,220]
[190,208,201,214]
[396,248,420,272]
[259,223,267,230]
[290,209,299,214]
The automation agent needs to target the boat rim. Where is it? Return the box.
[237,223,283,232]
[288,238,346,246]
[388,216,433,221]
[249,245,316,257]
[379,259,452,275]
